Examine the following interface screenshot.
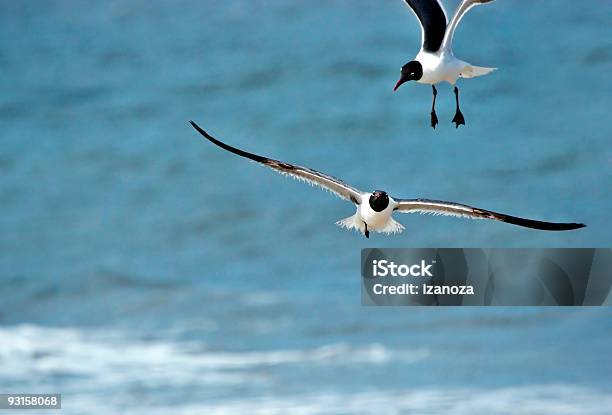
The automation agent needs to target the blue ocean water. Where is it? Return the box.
[1,1,611,413]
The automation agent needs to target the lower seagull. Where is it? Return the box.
[190,121,585,238]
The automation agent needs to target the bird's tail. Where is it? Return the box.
[460,65,497,79]
[380,218,405,235]
[335,215,405,236]
[336,214,363,234]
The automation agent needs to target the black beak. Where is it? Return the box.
[393,75,409,92]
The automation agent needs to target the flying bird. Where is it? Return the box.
[394,0,497,129]
[190,121,585,238]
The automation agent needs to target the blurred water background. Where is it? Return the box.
[1,1,611,413]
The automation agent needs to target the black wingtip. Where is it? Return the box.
[500,214,587,232]
[189,120,268,163]
[189,120,213,140]
[552,223,586,231]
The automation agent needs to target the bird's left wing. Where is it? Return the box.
[402,0,448,53]
[190,121,363,205]
[441,0,495,52]
[394,198,585,231]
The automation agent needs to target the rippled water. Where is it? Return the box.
[1,1,611,413]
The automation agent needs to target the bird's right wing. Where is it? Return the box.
[190,121,363,205]
[402,0,448,53]
[441,0,495,52]
[394,198,585,231]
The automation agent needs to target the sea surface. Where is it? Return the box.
[1,1,611,413]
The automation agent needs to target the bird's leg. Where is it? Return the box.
[430,85,439,129]
[364,222,370,239]
[452,86,465,128]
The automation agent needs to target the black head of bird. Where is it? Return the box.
[394,61,423,91]
[369,190,390,212]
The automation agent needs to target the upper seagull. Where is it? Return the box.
[189,121,585,238]
[394,0,497,129]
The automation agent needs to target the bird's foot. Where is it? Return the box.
[430,110,439,129]
[452,110,465,128]
[364,229,370,239]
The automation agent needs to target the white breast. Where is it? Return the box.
[359,199,394,230]
[416,51,464,85]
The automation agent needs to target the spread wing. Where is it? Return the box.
[190,121,363,205]
[394,198,585,231]
[402,0,448,53]
[441,0,495,51]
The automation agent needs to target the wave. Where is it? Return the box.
[0,324,427,387]
[2,325,610,414]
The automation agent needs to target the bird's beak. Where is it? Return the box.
[393,76,408,92]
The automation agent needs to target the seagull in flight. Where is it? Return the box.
[394,0,497,129]
[190,121,585,238]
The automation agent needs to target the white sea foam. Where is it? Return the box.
[0,325,427,389]
[2,325,610,415]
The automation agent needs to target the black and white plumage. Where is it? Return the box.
[395,0,497,128]
[190,121,585,238]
